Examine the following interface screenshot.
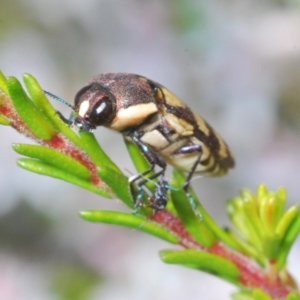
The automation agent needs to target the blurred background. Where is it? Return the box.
[1,0,300,299]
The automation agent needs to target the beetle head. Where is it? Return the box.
[73,83,116,132]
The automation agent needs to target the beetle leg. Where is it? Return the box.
[129,134,167,210]
[128,163,155,209]
[134,168,168,210]
[55,111,74,126]
[174,144,203,191]
[174,144,203,219]
[147,175,169,212]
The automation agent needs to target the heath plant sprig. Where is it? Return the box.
[1,71,299,300]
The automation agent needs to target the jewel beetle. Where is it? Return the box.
[45,73,234,212]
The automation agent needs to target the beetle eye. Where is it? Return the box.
[89,96,113,126]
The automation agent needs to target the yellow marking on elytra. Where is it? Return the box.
[110,102,158,130]
[154,87,164,102]
[214,131,231,159]
[78,100,90,117]
[161,87,186,108]
[193,113,210,136]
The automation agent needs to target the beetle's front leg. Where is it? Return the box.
[55,111,73,126]
[128,134,167,210]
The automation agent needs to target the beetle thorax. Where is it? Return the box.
[109,102,158,131]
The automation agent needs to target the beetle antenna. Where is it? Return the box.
[43,90,74,110]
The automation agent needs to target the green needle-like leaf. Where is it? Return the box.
[7,77,56,140]
[172,171,239,250]
[17,158,112,198]
[0,114,10,125]
[257,184,268,204]
[76,131,121,173]
[170,171,215,247]
[80,210,179,244]
[277,210,300,270]
[0,70,8,95]
[259,195,278,235]
[23,73,69,131]
[232,288,274,300]
[262,234,281,259]
[227,198,263,252]
[160,249,240,283]
[125,139,150,174]
[13,143,91,180]
[97,165,136,210]
[239,189,263,237]
[285,292,300,300]
[274,187,287,224]
[231,292,254,300]
[125,139,156,192]
[171,171,243,248]
[275,206,299,238]
[183,189,240,249]
[225,228,265,267]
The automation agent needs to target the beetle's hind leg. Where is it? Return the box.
[148,175,169,212]
[174,144,203,219]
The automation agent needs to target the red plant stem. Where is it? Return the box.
[151,210,294,300]
[44,133,100,185]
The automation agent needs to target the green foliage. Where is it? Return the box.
[232,289,274,300]
[160,249,240,283]
[0,71,119,198]
[1,70,299,300]
[80,210,179,244]
[232,290,300,300]
[7,76,56,140]
[13,143,92,180]
[170,170,216,247]
[227,184,300,269]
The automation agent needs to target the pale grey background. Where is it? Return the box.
[1,1,300,299]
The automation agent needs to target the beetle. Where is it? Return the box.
[44,73,234,212]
